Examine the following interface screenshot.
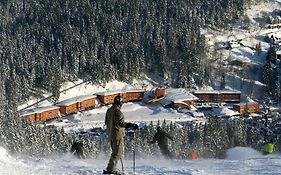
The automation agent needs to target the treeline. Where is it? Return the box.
[0,0,268,106]
[84,117,278,159]
[0,110,272,159]
[261,46,281,103]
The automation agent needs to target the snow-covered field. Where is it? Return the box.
[46,92,201,134]
[0,146,280,175]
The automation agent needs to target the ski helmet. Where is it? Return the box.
[114,95,123,105]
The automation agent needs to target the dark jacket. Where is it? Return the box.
[71,141,85,159]
[105,104,127,141]
[151,129,173,147]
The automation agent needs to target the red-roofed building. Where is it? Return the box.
[21,106,60,122]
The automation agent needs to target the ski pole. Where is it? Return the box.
[120,157,124,173]
[133,130,137,174]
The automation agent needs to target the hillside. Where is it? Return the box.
[16,0,281,110]
[201,0,281,100]
[1,0,276,108]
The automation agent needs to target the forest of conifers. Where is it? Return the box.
[0,0,268,106]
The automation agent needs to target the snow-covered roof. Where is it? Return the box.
[56,94,97,106]
[56,98,81,106]
[193,90,241,94]
[21,106,60,116]
[234,101,259,106]
[95,91,123,96]
[189,105,197,111]
[161,88,198,107]
[248,113,262,118]
[212,107,240,117]
[124,89,146,93]
[75,94,97,101]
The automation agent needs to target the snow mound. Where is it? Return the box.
[226,147,262,160]
[0,146,10,160]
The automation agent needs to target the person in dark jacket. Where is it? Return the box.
[103,95,138,175]
[70,141,85,159]
[149,126,173,159]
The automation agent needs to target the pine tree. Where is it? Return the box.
[261,56,271,100]
[272,66,281,103]
[255,42,262,55]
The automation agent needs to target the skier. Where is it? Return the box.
[103,95,139,175]
[70,141,85,159]
[190,149,198,160]
[149,126,173,159]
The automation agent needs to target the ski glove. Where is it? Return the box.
[125,123,139,130]
[133,124,139,130]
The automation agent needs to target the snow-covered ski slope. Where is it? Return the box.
[0,146,280,175]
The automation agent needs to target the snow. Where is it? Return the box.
[0,146,280,175]
[56,94,97,106]
[95,91,123,96]
[211,107,240,117]
[20,106,60,116]
[193,90,241,94]
[203,0,281,67]
[245,0,281,23]
[160,88,198,107]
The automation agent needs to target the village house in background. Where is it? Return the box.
[233,101,260,114]
[160,89,198,109]
[21,106,60,122]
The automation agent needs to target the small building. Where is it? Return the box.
[193,90,217,103]
[95,91,124,105]
[217,90,241,102]
[77,94,97,110]
[233,102,260,114]
[123,89,145,102]
[56,98,82,115]
[154,87,165,98]
[161,88,198,109]
[193,90,241,103]
[21,106,60,122]
[142,87,166,104]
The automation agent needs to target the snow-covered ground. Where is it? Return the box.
[53,101,199,134]
[200,0,281,99]
[0,146,280,175]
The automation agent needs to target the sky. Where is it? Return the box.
[10,0,281,174]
